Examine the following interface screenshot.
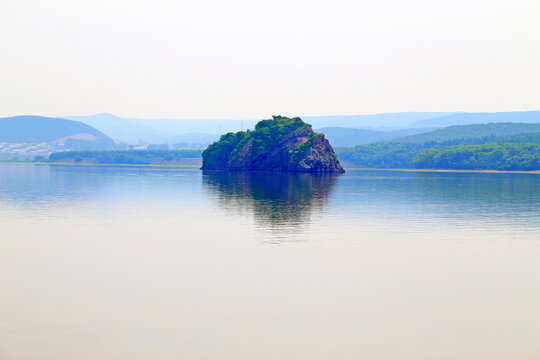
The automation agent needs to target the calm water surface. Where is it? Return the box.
[1,164,540,359]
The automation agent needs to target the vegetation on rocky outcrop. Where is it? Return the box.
[201,116,344,173]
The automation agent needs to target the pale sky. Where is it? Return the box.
[1,0,539,119]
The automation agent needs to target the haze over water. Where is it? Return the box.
[1,163,540,359]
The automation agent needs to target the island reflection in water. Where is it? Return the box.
[202,170,339,235]
[2,165,540,359]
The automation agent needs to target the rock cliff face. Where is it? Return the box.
[201,116,345,173]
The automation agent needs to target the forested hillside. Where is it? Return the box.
[336,123,540,170]
[414,144,540,170]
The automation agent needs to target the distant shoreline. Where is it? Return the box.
[345,168,540,174]
[1,161,540,174]
[0,161,200,168]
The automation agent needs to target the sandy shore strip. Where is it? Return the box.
[345,168,540,174]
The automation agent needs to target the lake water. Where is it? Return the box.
[1,163,540,360]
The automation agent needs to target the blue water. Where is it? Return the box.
[1,164,540,359]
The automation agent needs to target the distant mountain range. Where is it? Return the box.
[317,127,435,147]
[304,112,456,128]
[0,115,115,157]
[66,112,453,144]
[308,111,540,129]
[394,122,540,143]
[66,113,229,144]
[0,115,110,143]
[410,111,540,128]
[3,111,540,151]
[65,111,540,146]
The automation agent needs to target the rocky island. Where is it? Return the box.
[201,116,345,173]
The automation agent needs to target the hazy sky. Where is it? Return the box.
[1,0,539,119]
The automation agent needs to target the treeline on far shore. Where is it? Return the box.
[414,143,540,170]
[45,150,202,165]
[335,128,540,171]
[336,141,540,171]
[36,143,540,171]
